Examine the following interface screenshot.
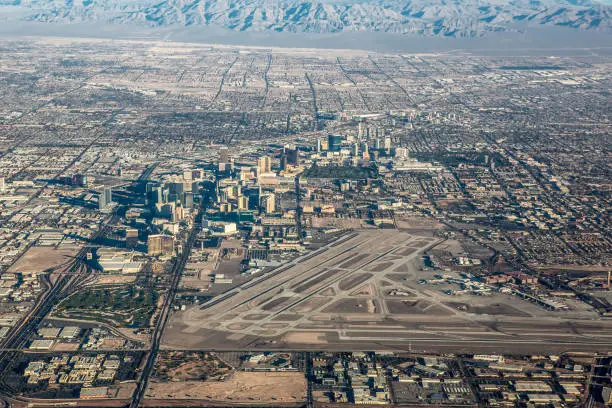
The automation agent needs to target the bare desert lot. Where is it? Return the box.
[146,372,306,402]
[8,245,79,274]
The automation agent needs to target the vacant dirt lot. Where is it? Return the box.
[283,331,328,344]
[386,299,450,315]
[92,275,137,285]
[323,298,377,314]
[395,216,444,231]
[311,217,364,229]
[444,301,531,317]
[9,246,79,274]
[146,372,306,402]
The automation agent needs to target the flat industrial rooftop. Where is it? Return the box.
[163,230,612,353]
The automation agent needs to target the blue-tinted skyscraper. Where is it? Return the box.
[328,134,342,152]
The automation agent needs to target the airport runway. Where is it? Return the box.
[163,229,612,354]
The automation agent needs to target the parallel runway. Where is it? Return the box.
[163,229,612,353]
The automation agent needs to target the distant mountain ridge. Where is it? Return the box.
[2,0,611,38]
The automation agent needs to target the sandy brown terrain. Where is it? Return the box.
[146,372,306,402]
[91,275,137,285]
[8,246,79,274]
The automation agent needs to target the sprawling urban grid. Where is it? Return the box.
[0,37,610,407]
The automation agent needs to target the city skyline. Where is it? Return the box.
[0,16,609,408]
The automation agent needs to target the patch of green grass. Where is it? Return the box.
[56,286,157,328]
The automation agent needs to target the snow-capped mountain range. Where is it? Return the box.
[2,0,610,38]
